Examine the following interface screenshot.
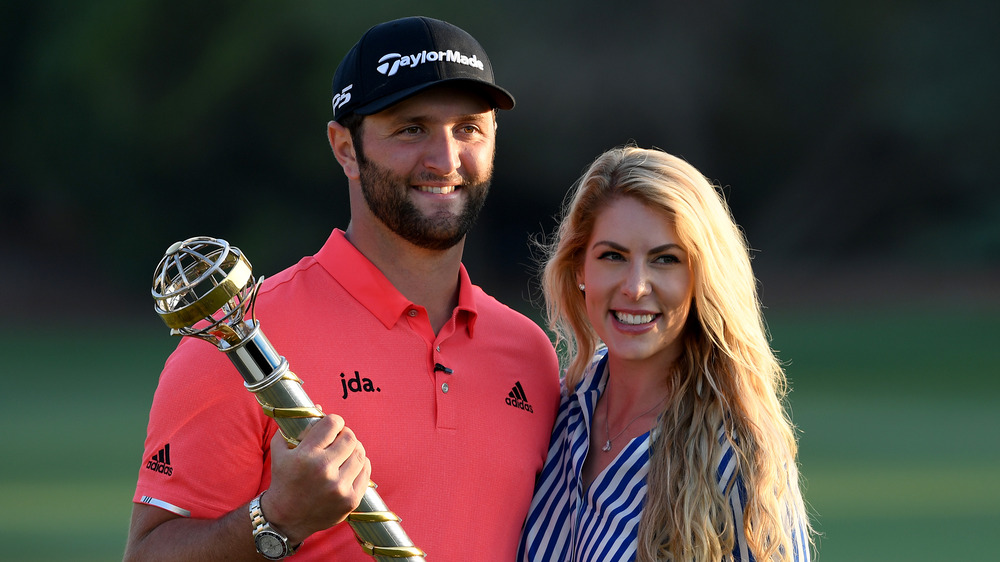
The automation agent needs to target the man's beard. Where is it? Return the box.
[357,155,492,251]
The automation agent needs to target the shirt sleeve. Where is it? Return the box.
[132,337,277,518]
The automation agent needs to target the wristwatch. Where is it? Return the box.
[250,492,298,560]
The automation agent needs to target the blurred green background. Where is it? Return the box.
[2,1,997,560]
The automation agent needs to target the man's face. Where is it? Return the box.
[355,86,497,251]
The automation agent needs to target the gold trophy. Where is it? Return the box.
[151,236,425,561]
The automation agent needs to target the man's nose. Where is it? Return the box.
[422,131,462,176]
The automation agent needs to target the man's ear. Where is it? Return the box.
[328,120,360,180]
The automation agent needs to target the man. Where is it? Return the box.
[124,16,560,561]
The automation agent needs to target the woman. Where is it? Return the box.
[519,146,812,561]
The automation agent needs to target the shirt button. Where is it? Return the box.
[408,309,417,317]
[436,345,441,352]
[441,383,449,393]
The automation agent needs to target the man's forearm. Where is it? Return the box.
[123,502,259,562]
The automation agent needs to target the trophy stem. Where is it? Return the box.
[221,320,425,560]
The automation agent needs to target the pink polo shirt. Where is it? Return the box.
[134,229,560,561]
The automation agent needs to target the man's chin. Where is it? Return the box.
[405,229,466,251]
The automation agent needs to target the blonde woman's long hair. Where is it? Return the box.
[541,145,812,561]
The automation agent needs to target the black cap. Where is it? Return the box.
[331,16,515,123]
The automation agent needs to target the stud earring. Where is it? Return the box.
[578,283,586,291]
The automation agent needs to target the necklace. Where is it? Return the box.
[602,381,668,452]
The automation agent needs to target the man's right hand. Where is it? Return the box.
[263,412,372,545]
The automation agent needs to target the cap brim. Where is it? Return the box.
[350,78,515,119]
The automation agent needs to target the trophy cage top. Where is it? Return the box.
[151,236,257,332]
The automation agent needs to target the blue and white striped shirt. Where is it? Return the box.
[518,348,809,561]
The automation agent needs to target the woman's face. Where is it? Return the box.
[578,196,694,369]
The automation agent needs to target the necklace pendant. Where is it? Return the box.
[602,440,612,452]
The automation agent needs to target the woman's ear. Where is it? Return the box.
[328,120,360,180]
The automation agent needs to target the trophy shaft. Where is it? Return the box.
[221,321,425,561]
[223,323,318,443]
[225,322,283,384]
[353,493,428,561]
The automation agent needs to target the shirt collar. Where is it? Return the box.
[314,229,478,335]
[575,347,609,397]
[568,348,608,428]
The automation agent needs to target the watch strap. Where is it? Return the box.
[250,492,298,559]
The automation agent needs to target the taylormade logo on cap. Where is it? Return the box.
[331,16,514,122]
[376,49,486,77]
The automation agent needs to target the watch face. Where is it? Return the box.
[256,531,286,559]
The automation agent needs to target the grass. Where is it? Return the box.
[1,322,171,561]
[768,305,1000,560]
[2,305,996,560]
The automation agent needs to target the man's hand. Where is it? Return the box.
[261,412,372,544]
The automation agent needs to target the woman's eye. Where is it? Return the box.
[654,254,681,264]
[598,251,625,261]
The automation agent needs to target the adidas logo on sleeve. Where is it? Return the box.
[145,443,173,476]
[505,381,534,413]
